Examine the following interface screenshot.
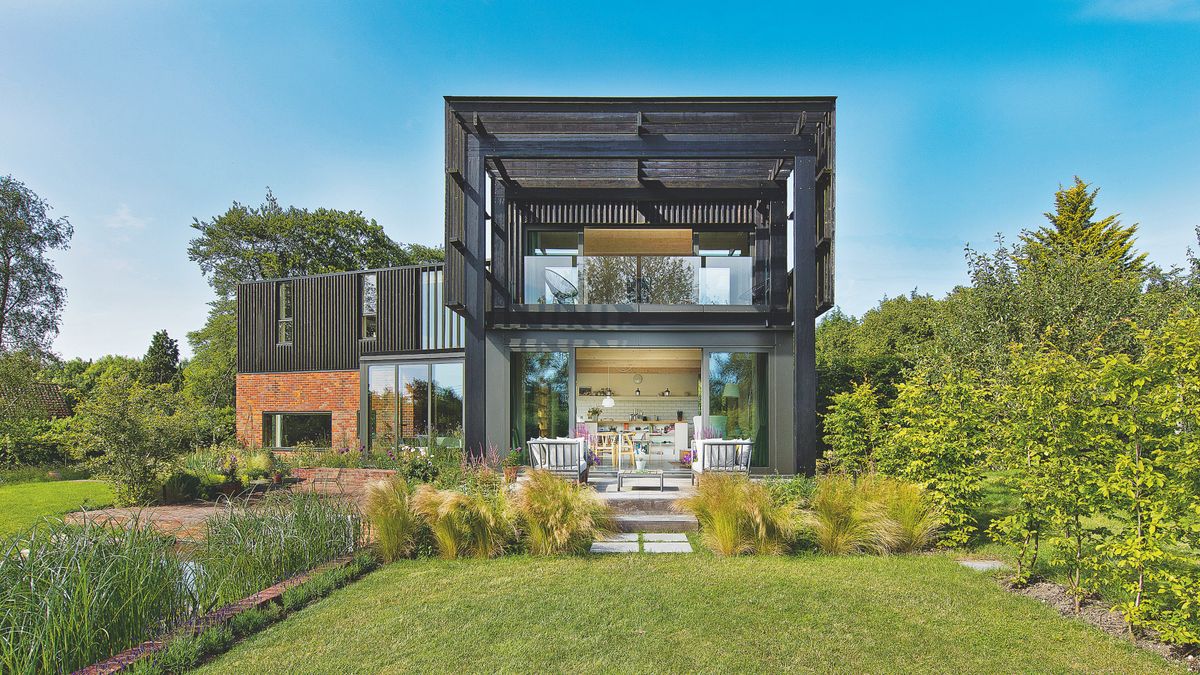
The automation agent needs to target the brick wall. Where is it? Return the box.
[236,371,360,449]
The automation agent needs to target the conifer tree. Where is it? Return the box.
[141,329,180,385]
[1021,177,1147,273]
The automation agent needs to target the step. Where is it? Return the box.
[613,514,698,533]
[599,494,680,515]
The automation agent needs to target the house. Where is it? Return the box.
[236,96,835,475]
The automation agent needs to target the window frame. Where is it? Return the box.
[260,411,333,449]
[276,281,293,345]
[359,356,465,453]
[360,272,378,340]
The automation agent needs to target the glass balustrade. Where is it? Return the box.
[522,255,754,306]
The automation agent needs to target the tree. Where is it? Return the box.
[0,175,74,352]
[66,371,186,505]
[821,381,883,475]
[188,189,442,298]
[1021,177,1147,273]
[181,299,237,445]
[142,329,180,385]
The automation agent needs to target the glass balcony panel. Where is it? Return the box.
[700,257,753,305]
[580,256,638,304]
[640,256,699,304]
[524,256,580,305]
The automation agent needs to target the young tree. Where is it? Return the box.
[1021,176,1147,273]
[821,381,883,475]
[66,371,185,505]
[187,189,442,298]
[141,329,180,385]
[877,367,993,547]
[0,175,74,352]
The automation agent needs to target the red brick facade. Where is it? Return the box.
[236,371,360,449]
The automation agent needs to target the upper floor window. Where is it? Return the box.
[276,281,293,344]
[522,227,754,306]
[361,273,378,340]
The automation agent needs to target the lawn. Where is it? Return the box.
[198,554,1177,674]
[0,480,113,537]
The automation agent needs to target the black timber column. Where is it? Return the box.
[463,137,488,457]
[768,199,788,311]
[792,154,818,475]
[491,181,509,311]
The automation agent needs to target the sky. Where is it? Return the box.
[2,0,1198,360]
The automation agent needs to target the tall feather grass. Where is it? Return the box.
[0,519,188,674]
[512,470,612,555]
[365,477,422,562]
[412,484,512,559]
[675,475,795,556]
[800,474,942,555]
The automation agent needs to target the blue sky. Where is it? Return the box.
[2,1,1198,359]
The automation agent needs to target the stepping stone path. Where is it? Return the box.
[958,559,1006,572]
[590,532,694,554]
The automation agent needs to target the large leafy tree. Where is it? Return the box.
[1021,177,1147,273]
[188,188,442,298]
[0,175,74,352]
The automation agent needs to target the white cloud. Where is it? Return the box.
[1079,0,1200,22]
[104,203,149,230]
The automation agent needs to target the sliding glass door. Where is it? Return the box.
[706,351,769,467]
[511,351,571,446]
[365,360,463,453]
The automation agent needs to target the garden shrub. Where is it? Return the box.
[512,470,611,555]
[0,418,65,467]
[675,474,795,556]
[762,474,817,508]
[365,477,422,562]
[160,471,201,504]
[820,381,883,475]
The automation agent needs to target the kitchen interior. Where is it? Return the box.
[575,347,701,469]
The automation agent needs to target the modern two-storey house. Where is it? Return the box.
[236,96,835,475]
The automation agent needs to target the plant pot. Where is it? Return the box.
[635,456,648,471]
[216,481,242,497]
[503,465,519,482]
[271,471,284,484]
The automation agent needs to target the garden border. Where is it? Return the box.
[72,553,373,675]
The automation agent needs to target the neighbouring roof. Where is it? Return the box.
[0,381,71,420]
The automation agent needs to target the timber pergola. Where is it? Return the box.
[444,96,835,473]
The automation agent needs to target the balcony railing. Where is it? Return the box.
[522,255,754,306]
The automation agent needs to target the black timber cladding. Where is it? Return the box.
[237,264,460,374]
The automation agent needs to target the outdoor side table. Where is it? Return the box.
[617,468,664,492]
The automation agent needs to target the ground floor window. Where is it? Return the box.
[365,360,463,452]
[511,351,570,446]
[262,412,332,449]
[707,351,769,467]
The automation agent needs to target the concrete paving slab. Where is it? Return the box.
[590,541,640,554]
[644,542,693,553]
[596,533,640,542]
[643,533,689,542]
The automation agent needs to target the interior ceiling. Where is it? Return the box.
[575,347,701,374]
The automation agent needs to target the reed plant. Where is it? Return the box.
[365,477,422,562]
[0,519,188,674]
[675,474,795,556]
[193,491,362,609]
[411,484,513,559]
[861,475,944,553]
[512,470,611,555]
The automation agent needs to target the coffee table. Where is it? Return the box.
[617,468,664,492]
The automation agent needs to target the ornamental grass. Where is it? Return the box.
[512,470,612,555]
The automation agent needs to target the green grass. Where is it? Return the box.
[197,554,1178,674]
[0,480,113,536]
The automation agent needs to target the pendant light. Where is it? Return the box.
[602,366,616,408]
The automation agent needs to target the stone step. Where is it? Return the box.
[613,514,698,533]
[600,494,680,515]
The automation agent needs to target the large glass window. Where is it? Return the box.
[511,351,570,445]
[276,281,293,344]
[522,227,755,306]
[262,412,331,449]
[707,352,768,467]
[365,361,463,452]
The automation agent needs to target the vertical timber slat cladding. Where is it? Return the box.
[236,264,463,375]
[444,103,468,309]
